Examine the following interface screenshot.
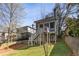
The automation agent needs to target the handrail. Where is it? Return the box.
[28,29,42,42]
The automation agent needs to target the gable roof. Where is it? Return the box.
[17,26,36,30]
[17,26,36,33]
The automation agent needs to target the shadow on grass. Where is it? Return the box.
[49,39,71,56]
[9,42,40,50]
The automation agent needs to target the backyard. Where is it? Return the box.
[50,39,72,56]
[0,39,72,56]
[5,43,54,56]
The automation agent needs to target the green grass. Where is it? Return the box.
[5,39,71,56]
[6,44,53,56]
[7,46,45,56]
[50,39,71,56]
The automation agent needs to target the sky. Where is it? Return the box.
[21,3,54,27]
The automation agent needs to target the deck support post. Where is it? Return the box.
[31,36,33,46]
[47,32,48,44]
[54,20,57,44]
[49,33,50,44]
[40,33,41,46]
[54,33,57,44]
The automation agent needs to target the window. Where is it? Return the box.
[39,24,43,28]
[50,22,55,28]
[44,23,49,28]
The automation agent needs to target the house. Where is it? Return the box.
[34,16,59,43]
[0,32,7,43]
[0,26,36,43]
[16,26,36,41]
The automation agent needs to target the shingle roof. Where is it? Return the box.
[34,16,55,23]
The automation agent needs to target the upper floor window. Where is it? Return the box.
[44,23,49,28]
[50,22,55,28]
[39,24,43,28]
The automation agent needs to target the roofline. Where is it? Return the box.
[26,26,36,30]
[17,26,36,30]
[34,16,54,23]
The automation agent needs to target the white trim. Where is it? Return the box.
[38,20,56,33]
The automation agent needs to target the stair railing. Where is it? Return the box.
[28,29,41,46]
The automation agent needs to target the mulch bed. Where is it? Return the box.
[0,43,27,55]
[9,43,25,49]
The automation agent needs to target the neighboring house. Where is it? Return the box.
[0,26,36,42]
[0,30,17,42]
[0,32,6,43]
[16,26,36,41]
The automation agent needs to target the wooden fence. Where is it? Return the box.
[65,36,79,56]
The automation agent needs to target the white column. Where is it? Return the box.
[54,21,57,44]
[40,33,41,46]
[49,22,50,44]
[31,36,33,46]
[49,33,50,44]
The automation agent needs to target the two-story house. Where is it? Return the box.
[16,26,36,41]
[34,16,59,44]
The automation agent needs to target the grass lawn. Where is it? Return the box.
[7,46,45,56]
[50,39,71,56]
[3,39,71,56]
[6,44,53,56]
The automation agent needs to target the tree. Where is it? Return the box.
[0,3,26,47]
[40,4,49,56]
[66,4,79,37]
[53,3,78,37]
[66,18,76,36]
